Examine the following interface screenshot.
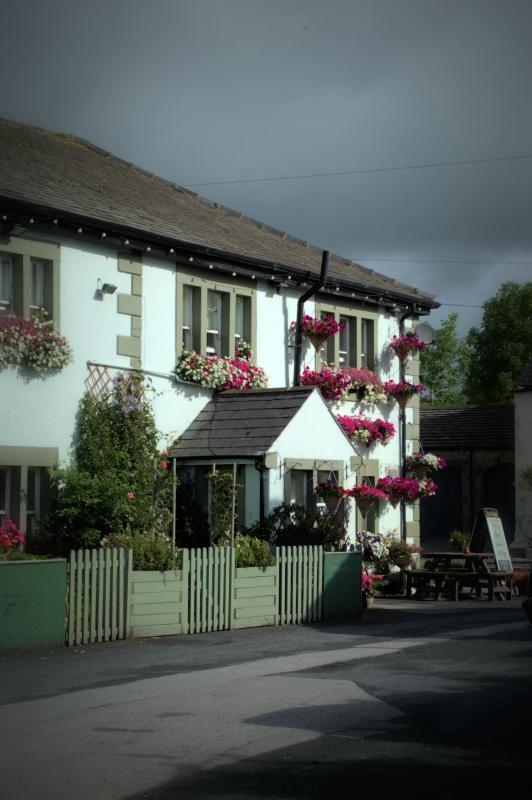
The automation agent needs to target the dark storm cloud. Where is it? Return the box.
[1,0,531,332]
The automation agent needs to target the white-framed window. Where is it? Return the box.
[0,466,9,520]
[361,319,375,369]
[26,467,41,537]
[206,289,223,354]
[177,273,256,359]
[286,468,341,512]
[315,303,377,370]
[339,315,357,367]
[0,254,14,312]
[0,241,58,322]
[182,284,202,352]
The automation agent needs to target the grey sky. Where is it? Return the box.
[2,0,531,333]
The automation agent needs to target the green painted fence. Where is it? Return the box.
[0,559,67,652]
[66,544,360,645]
[277,545,323,625]
[188,546,231,633]
[130,553,189,638]
[232,560,279,629]
[67,548,131,646]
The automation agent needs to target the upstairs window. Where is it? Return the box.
[0,241,58,322]
[177,273,255,360]
[361,319,375,369]
[0,255,14,313]
[206,289,223,354]
[339,315,357,368]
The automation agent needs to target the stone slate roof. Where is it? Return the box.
[516,358,532,390]
[420,404,515,451]
[169,387,314,459]
[0,117,437,308]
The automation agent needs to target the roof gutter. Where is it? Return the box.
[293,250,329,386]
[0,198,438,311]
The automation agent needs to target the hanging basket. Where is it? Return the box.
[355,494,378,518]
[323,494,342,515]
[411,464,429,480]
[394,349,411,364]
[305,333,329,353]
[387,493,402,508]
[396,394,410,412]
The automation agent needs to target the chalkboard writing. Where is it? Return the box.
[470,508,513,571]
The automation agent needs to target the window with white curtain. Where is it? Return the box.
[206,289,222,354]
[0,254,14,311]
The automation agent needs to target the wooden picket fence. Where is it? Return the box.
[67,544,325,645]
[278,545,323,625]
[188,546,232,634]
[67,548,132,646]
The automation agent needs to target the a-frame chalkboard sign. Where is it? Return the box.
[469,508,513,571]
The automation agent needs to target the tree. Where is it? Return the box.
[420,313,470,404]
[464,282,532,403]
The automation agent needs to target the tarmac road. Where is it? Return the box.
[1,598,530,800]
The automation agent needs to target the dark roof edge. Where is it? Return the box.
[0,196,439,311]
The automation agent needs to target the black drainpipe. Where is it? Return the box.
[399,305,416,541]
[254,454,267,522]
[293,250,330,386]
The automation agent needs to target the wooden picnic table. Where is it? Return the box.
[405,551,513,601]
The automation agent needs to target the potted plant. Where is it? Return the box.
[384,379,424,411]
[389,331,426,363]
[350,484,387,518]
[449,530,470,553]
[406,451,447,480]
[315,481,348,515]
[291,314,345,352]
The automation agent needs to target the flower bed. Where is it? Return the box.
[175,350,268,390]
[337,414,395,446]
[389,331,426,362]
[0,518,25,556]
[0,314,72,373]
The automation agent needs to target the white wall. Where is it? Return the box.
[142,255,176,374]
[1,238,131,460]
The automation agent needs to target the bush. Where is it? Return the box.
[242,503,346,549]
[101,532,177,571]
[234,535,275,568]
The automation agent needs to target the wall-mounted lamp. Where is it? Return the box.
[95,279,117,300]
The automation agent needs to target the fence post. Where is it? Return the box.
[181,549,190,635]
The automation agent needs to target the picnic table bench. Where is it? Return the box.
[405,552,513,601]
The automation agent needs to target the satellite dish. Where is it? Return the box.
[415,322,436,344]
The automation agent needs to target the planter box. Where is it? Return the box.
[0,559,67,651]
[231,565,279,629]
[130,564,188,638]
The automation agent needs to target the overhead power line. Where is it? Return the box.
[354,257,532,266]
[183,153,532,188]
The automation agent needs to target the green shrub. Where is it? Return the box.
[234,535,275,568]
[102,532,177,571]
[449,530,469,552]
[242,503,346,549]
